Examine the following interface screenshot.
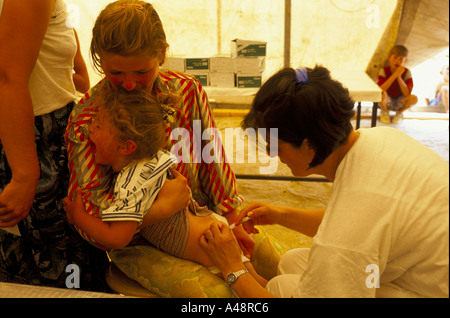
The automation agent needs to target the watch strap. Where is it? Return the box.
[227,269,249,285]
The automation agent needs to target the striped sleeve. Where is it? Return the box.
[101,152,176,223]
[159,70,243,215]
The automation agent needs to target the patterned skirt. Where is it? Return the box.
[0,103,108,291]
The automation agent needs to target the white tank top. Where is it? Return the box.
[0,0,77,116]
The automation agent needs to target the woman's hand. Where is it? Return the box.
[140,168,191,227]
[200,222,244,275]
[0,176,38,227]
[239,202,324,238]
[236,201,281,234]
[200,221,276,298]
[225,208,255,259]
[232,224,255,259]
[161,168,191,212]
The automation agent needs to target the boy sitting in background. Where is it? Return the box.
[377,45,418,123]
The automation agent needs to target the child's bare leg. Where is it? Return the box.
[398,94,418,113]
[380,91,390,111]
[187,212,268,286]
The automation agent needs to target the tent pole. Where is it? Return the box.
[217,0,222,54]
[284,0,291,68]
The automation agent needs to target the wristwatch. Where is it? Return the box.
[226,269,249,286]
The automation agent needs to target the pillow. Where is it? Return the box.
[251,225,312,280]
[108,244,237,298]
[108,225,312,298]
[250,226,285,280]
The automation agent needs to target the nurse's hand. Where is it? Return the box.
[236,201,281,234]
[200,222,244,275]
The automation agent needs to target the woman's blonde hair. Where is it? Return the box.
[99,89,180,161]
[91,0,169,74]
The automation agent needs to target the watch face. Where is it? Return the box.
[227,274,236,285]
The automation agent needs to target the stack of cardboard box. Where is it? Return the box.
[161,39,266,88]
[231,39,265,88]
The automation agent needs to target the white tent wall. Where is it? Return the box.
[290,0,398,71]
[68,0,448,104]
[68,0,286,86]
[68,0,397,85]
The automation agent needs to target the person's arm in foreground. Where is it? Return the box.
[72,29,90,94]
[0,0,52,227]
[237,201,325,238]
[63,188,137,249]
[200,222,274,298]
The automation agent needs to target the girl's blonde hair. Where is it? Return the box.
[99,89,180,161]
[91,0,169,74]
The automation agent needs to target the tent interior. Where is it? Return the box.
[0,0,448,298]
[70,0,449,108]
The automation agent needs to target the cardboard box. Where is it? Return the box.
[236,73,262,88]
[209,57,235,73]
[210,72,235,88]
[185,58,209,71]
[231,39,267,57]
[185,70,209,86]
[161,57,185,72]
[235,57,265,74]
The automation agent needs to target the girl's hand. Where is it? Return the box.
[63,187,84,225]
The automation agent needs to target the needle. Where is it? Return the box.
[229,216,250,230]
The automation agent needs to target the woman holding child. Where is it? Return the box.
[64,0,255,288]
[1,0,252,291]
[65,0,252,250]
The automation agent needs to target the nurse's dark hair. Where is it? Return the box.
[242,65,355,168]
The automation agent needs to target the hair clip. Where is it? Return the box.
[122,3,144,10]
[160,104,176,123]
[295,67,309,84]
